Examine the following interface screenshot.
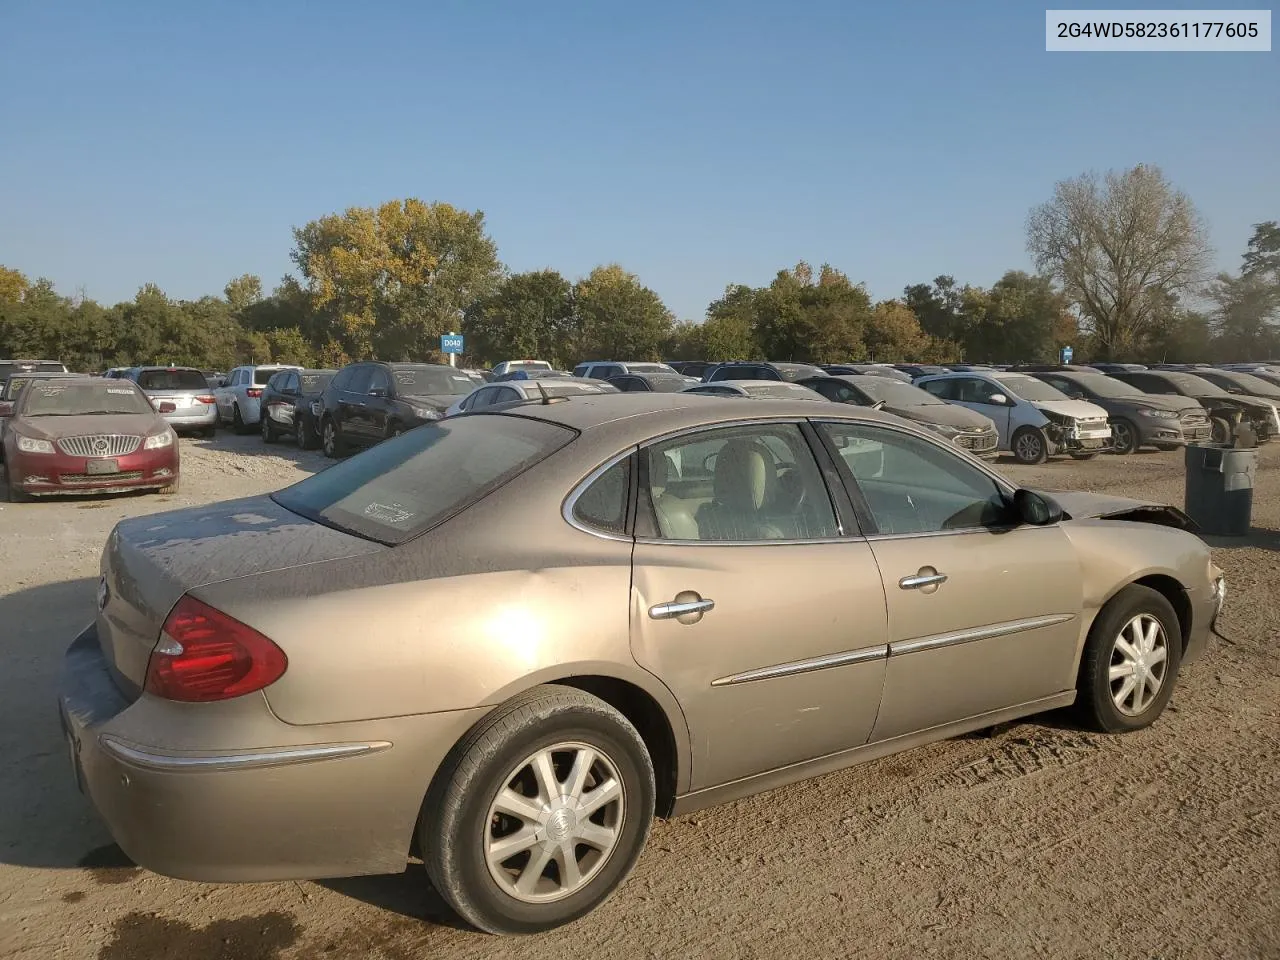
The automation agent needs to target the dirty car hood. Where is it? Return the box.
[1047,490,1199,532]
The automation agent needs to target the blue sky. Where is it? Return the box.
[1,0,1275,319]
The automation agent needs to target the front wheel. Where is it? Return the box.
[1109,418,1139,455]
[296,413,319,450]
[321,418,346,458]
[1077,585,1182,733]
[422,685,656,935]
[1011,426,1049,465]
[232,405,252,435]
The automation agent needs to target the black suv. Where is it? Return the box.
[318,362,476,458]
[260,368,337,449]
[703,361,828,383]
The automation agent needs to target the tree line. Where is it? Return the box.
[1,166,1276,372]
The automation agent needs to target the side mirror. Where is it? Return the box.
[368,387,387,398]
[987,393,1009,405]
[1012,488,1062,526]
[871,399,887,411]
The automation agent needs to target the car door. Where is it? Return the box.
[216,368,240,419]
[815,420,1082,741]
[277,372,300,426]
[952,377,1014,443]
[339,365,374,442]
[629,421,889,790]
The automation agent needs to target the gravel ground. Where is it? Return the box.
[1,434,1277,960]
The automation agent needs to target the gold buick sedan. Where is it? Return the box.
[59,392,1224,934]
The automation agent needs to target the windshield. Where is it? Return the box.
[1204,371,1280,398]
[272,415,575,545]
[742,382,823,400]
[4,376,75,400]
[774,365,825,382]
[1163,372,1230,397]
[1068,374,1143,398]
[504,361,552,372]
[852,379,942,406]
[392,367,476,396]
[136,369,208,391]
[20,380,153,416]
[298,372,334,393]
[642,375,693,393]
[996,376,1068,402]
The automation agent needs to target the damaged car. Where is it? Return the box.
[59,393,1222,934]
[914,371,1112,464]
[1108,369,1277,445]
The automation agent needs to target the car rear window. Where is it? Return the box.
[136,369,208,391]
[272,415,576,545]
[299,372,333,393]
[254,369,282,385]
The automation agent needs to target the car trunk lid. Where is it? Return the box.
[96,494,384,700]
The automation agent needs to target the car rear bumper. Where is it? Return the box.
[58,623,488,882]
[162,407,217,430]
[9,446,178,494]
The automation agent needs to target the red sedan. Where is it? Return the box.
[3,377,180,501]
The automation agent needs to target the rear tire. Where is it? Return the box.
[1109,418,1139,455]
[422,685,656,935]
[321,417,346,458]
[1011,426,1049,465]
[261,414,277,444]
[296,414,318,450]
[1077,585,1182,734]
[232,404,251,435]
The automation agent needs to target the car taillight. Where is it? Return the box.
[196,395,216,404]
[246,388,263,398]
[145,596,288,702]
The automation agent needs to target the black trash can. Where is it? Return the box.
[1184,445,1257,536]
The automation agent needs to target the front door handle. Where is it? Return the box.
[899,571,948,590]
[649,597,715,621]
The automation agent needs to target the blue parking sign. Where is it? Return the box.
[440,334,465,355]
[1060,345,1074,364]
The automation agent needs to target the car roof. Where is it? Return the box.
[383,362,454,370]
[493,389,897,439]
[134,365,203,372]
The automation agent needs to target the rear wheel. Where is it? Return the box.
[1109,418,1139,455]
[232,404,252,435]
[422,685,655,935]
[1077,585,1182,733]
[321,417,346,458]
[296,413,318,450]
[261,413,278,444]
[1011,426,1049,465]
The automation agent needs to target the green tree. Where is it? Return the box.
[0,266,29,303]
[464,269,574,365]
[699,284,762,359]
[903,276,965,343]
[1242,221,1280,279]
[754,263,869,362]
[958,271,1072,363]
[569,264,673,361]
[1027,164,1211,359]
[224,274,264,316]
[864,300,932,361]
[292,199,502,361]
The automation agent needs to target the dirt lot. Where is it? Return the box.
[1,434,1277,960]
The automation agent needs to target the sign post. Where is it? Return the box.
[440,333,464,368]
[1060,345,1074,364]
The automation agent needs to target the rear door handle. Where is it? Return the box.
[649,598,715,620]
[899,572,948,590]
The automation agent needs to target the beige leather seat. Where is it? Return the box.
[695,440,783,540]
[649,451,702,540]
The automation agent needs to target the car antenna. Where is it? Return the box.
[534,379,552,404]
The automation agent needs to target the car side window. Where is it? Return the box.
[919,379,955,400]
[819,422,1009,535]
[497,387,522,403]
[345,366,373,394]
[640,423,838,542]
[368,368,391,394]
[572,364,590,377]
[572,457,632,536]
[957,378,1005,404]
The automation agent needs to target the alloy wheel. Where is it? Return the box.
[1111,419,1135,454]
[1110,613,1169,716]
[322,422,335,456]
[1015,432,1042,462]
[484,742,625,904]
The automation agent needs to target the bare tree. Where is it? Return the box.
[1026,164,1211,358]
